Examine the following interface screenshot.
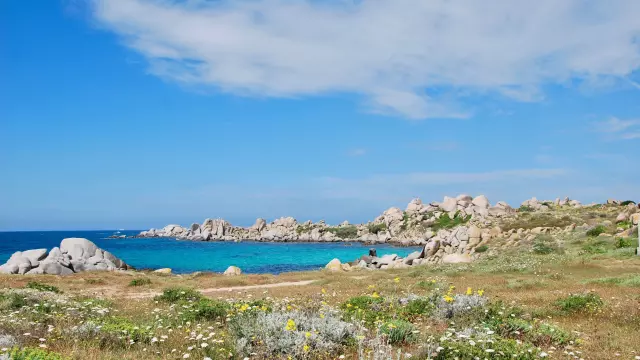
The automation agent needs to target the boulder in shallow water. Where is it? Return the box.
[223,266,242,276]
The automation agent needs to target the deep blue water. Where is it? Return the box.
[0,231,419,274]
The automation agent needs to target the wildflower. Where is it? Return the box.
[183,354,190,359]
[39,344,47,349]
[466,287,472,295]
[305,332,311,338]
[371,292,380,298]
[477,289,484,296]
[321,288,326,294]
[443,295,454,303]
[285,319,296,331]
[201,342,208,348]
[394,277,400,283]
[303,344,310,352]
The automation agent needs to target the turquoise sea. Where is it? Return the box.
[0,231,419,274]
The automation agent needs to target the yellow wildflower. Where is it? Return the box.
[285,319,296,331]
[371,292,380,298]
[477,289,484,296]
[466,287,472,296]
[368,285,375,290]
[443,295,454,303]
[394,277,400,283]
[286,305,292,310]
[321,288,326,294]
[303,344,310,352]
[305,332,311,338]
[319,313,325,319]
[239,304,249,312]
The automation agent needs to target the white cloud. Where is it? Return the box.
[90,0,640,119]
[593,117,640,140]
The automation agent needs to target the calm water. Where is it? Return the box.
[0,231,419,274]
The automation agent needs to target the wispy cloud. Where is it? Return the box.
[90,0,640,119]
[347,148,367,157]
[593,117,640,140]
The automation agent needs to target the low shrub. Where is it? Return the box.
[555,292,603,314]
[620,200,636,206]
[155,287,201,303]
[231,310,356,358]
[325,225,358,239]
[429,331,542,360]
[367,223,387,235]
[518,205,535,212]
[379,319,417,344]
[614,237,637,249]
[341,295,389,326]
[128,278,151,287]
[1,347,70,360]
[586,225,607,237]
[400,297,435,319]
[532,235,562,255]
[184,298,229,321]
[431,212,471,231]
[581,239,609,254]
[25,281,62,294]
[474,245,489,253]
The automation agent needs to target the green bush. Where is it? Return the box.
[340,295,389,326]
[586,225,607,237]
[555,292,603,314]
[2,347,70,360]
[617,220,632,230]
[155,287,202,303]
[100,317,154,343]
[518,205,535,212]
[25,281,61,294]
[431,212,471,231]
[128,278,151,287]
[0,292,27,310]
[325,225,358,239]
[532,235,561,255]
[614,237,637,249]
[400,298,435,319]
[379,319,417,344]
[367,223,387,234]
[185,298,229,321]
[620,200,636,206]
[474,245,489,253]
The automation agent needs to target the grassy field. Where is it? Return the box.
[1,229,639,359]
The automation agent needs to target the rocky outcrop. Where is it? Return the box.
[0,238,131,275]
[136,194,607,246]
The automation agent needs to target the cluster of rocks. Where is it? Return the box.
[138,194,519,245]
[520,197,583,211]
[0,238,131,275]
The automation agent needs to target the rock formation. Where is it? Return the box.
[0,238,131,275]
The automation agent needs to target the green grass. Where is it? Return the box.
[614,237,637,249]
[25,281,62,293]
[554,292,604,314]
[1,347,70,360]
[583,275,640,287]
[155,287,202,302]
[379,319,417,344]
[532,235,562,255]
[518,205,535,212]
[128,278,151,287]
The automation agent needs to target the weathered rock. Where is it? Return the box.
[154,268,172,274]
[616,213,629,223]
[61,238,98,260]
[41,262,74,275]
[325,258,343,271]
[631,213,640,225]
[223,266,242,276]
[440,196,458,212]
[442,253,472,264]
[472,195,490,209]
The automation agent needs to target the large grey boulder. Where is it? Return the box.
[61,238,98,260]
[0,238,129,275]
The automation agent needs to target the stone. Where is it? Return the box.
[60,238,98,260]
[631,213,640,225]
[223,266,242,276]
[0,264,19,274]
[616,213,629,223]
[154,268,172,274]
[442,253,472,264]
[253,218,267,232]
[41,262,74,275]
[472,195,490,209]
[440,196,458,212]
[357,260,368,268]
[341,263,352,271]
[21,249,48,264]
[369,248,377,257]
[325,258,343,271]
[405,198,423,213]
[467,225,481,239]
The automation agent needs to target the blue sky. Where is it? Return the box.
[1,0,639,231]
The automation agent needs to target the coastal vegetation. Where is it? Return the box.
[0,196,638,359]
